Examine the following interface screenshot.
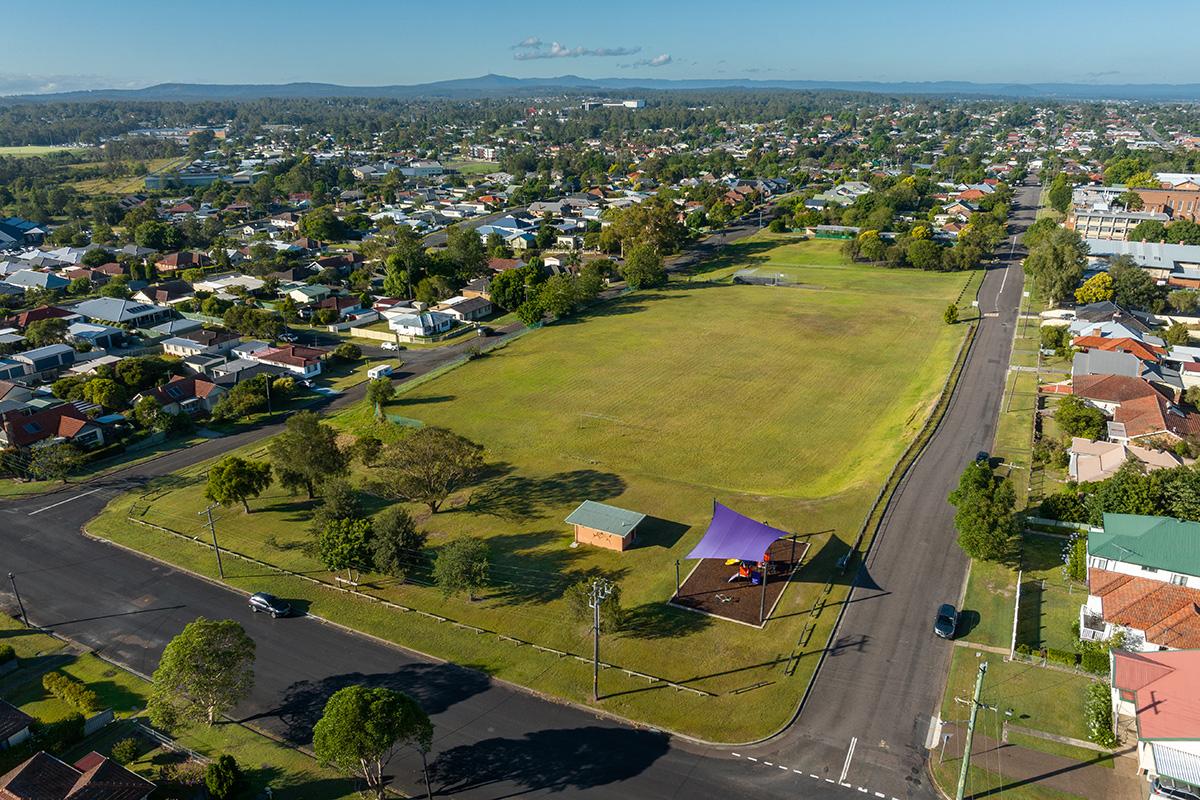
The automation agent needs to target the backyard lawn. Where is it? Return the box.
[89,234,977,741]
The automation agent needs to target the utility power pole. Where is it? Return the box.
[589,578,613,701]
[955,661,989,800]
[199,504,225,578]
[7,573,26,628]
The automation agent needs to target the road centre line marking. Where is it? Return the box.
[28,487,102,515]
[810,774,820,779]
[825,778,835,783]
[730,753,740,758]
[778,765,787,770]
[875,793,886,798]
[746,756,757,762]
[858,789,868,794]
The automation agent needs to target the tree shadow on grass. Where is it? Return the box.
[480,530,630,606]
[429,725,670,798]
[262,662,491,746]
[620,601,712,640]
[463,469,625,521]
[1022,536,1068,572]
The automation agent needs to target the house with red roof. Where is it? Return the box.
[134,375,226,416]
[1111,649,1200,794]
[0,750,153,800]
[1071,374,1200,444]
[0,404,103,449]
[244,344,326,379]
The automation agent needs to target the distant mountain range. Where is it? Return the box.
[8,74,1200,102]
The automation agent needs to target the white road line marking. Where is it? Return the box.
[839,736,858,784]
[857,788,868,794]
[28,487,102,515]
[875,793,886,798]
[746,756,757,762]
[810,774,820,779]
[730,753,740,758]
[825,778,835,784]
[778,765,787,770]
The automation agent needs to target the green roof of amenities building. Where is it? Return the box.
[1091,513,1200,575]
[565,501,646,551]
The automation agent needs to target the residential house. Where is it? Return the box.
[135,375,226,415]
[193,273,265,296]
[132,279,193,306]
[1068,437,1186,482]
[243,344,326,378]
[1072,374,1200,444]
[461,277,491,301]
[160,328,239,358]
[316,295,362,320]
[1067,209,1170,241]
[1082,514,1200,650]
[0,403,102,449]
[286,284,332,305]
[148,318,203,338]
[66,322,123,351]
[434,296,492,322]
[5,306,77,331]
[154,251,209,275]
[3,270,68,293]
[0,701,31,751]
[74,298,173,328]
[0,750,153,800]
[383,310,454,337]
[1110,649,1200,796]
[11,344,74,380]
[0,360,26,381]
[487,258,526,273]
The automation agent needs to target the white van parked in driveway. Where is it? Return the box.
[367,364,394,379]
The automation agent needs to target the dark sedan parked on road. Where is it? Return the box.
[248,592,292,618]
[934,603,958,639]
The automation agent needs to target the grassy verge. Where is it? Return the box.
[0,615,356,800]
[1005,731,1114,768]
[930,755,1087,800]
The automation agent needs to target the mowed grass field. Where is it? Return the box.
[89,234,977,740]
[0,145,89,158]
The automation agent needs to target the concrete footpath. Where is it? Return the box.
[938,722,1145,799]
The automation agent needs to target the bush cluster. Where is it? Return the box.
[41,671,99,714]
[0,644,15,664]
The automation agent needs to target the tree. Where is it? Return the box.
[132,395,168,431]
[432,537,490,600]
[366,377,395,418]
[268,411,349,499]
[148,618,255,728]
[1023,228,1086,305]
[204,455,272,513]
[445,223,487,279]
[376,427,485,513]
[134,220,182,251]
[539,273,581,319]
[1108,255,1158,310]
[205,755,242,800]
[947,459,1017,562]
[943,303,958,325]
[24,318,69,347]
[1163,321,1192,347]
[1167,219,1200,246]
[1074,272,1115,305]
[332,342,361,361]
[81,378,127,411]
[856,229,887,262]
[312,685,434,800]
[1169,289,1200,314]
[28,443,84,482]
[1117,190,1144,211]
[1054,394,1106,439]
[1046,173,1073,213]
[565,578,625,632]
[606,196,688,254]
[371,506,426,581]
[317,517,374,583]
[298,206,347,241]
[906,238,941,270]
[619,243,666,290]
[1128,219,1167,243]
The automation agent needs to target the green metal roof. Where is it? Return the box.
[1091,513,1200,575]
[564,500,645,537]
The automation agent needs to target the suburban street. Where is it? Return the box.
[0,189,1034,800]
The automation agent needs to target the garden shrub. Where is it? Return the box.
[41,671,99,714]
[0,644,15,664]
[1045,647,1078,667]
[1086,681,1118,748]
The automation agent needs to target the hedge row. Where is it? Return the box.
[1014,644,1110,675]
[41,671,99,714]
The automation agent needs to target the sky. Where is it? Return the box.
[0,0,1195,94]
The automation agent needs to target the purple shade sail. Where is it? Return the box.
[685,501,790,562]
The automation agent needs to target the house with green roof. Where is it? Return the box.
[565,500,646,552]
[1082,513,1200,651]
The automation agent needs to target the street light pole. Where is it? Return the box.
[955,661,989,800]
[589,578,613,701]
[7,573,26,628]
[199,504,224,578]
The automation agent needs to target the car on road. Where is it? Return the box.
[279,332,298,343]
[934,603,958,639]
[249,592,292,618]
[381,341,402,351]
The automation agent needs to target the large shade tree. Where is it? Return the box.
[149,618,255,727]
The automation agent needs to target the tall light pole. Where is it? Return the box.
[199,504,224,578]
[589,578,613,701]
[7,573,26,628]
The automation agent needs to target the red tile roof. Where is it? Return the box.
[1073,374,1164,404]
[1071,336,1166,363]
[0,405,97,448]
[0,751,153,800]
[1090,568,1200,649]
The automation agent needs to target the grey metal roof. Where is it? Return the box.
[1073,349,1140,378]
[564,500,646,537]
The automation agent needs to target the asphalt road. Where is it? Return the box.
[0,191,1033,800]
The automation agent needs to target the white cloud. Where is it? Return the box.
[512,36,542,49]
[0,72,142,96]
[621,53,672,69]
[513,41,641,60]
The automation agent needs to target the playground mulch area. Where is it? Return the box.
[670,539,810,627]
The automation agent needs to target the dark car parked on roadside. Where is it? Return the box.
[934,603,958,639]
[248,592,292,618]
